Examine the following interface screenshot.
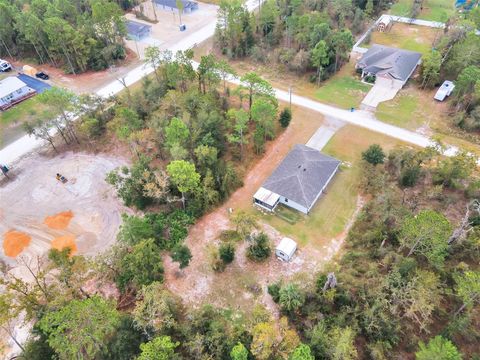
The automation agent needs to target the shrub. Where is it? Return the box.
[207,245,225,272]
[362,144,386,165]
[279,283,305,313]
[400,165,421,187]
[247,232,271,262]
[219,243,235,264]
[279,108,292,128]
[267,282,281,303]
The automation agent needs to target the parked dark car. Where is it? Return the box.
[35,72,49,80]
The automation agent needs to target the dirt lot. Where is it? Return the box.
[0,151,129,276]
[4,49,142,95]
[124,1,218,59]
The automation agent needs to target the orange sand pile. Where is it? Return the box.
[44,211,74,230]
[51,235,78,255]
[3,230,32,257]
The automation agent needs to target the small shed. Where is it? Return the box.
[126,20,152,41]
[434,81,455,101]
[377,16,392,32]
[275,237,297,262]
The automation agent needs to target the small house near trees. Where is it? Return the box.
[0,77,36,111]
[253,144,340,214]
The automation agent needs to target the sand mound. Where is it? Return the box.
[51,235,77,255]
[44,211,74,230]
[3,230,31,257]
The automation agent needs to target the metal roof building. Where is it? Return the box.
[275,237,297,262]
[153,0,198,11]
[253,144,341,214]
[126,20,152,41]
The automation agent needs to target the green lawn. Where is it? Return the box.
[314,75,371,110]
[389,0,455,22]
[376,92,422,129]
[0,96,45,146]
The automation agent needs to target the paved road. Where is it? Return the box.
[225,76,459,155]
[0,0,261,164]
[0,0,463,164]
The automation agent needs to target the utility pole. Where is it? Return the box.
[288,86,292,111]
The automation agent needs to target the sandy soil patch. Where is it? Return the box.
[44,210,74,230]
[0,151,129,273]
[124,1,218,59]
[2,231,32,258]
[51,235,78,255]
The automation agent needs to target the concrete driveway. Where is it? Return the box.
[306,117,345,151]
[361,77,403,109]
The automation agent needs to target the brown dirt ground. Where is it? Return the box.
[2,230,31,258]
[44,210,74,230]
[5,48,141,95]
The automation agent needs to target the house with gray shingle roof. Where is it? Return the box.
[356,44,422,83]
[253,145,341,214]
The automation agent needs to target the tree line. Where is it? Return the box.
[0,0,128,74]
[214,0,389,84]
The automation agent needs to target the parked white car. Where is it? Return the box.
[434,81,455,102]
[0,59,12,72]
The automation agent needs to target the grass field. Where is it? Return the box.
[314,73,371,109]
[376,92,422,128]
[367,23,441,55]
[0,96,45,146]
[254,125,411,248]
[389,0,455,22]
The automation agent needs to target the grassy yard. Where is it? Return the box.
[253,125,411,248]
[0,96,45,146]
[389,0,455,22]
[376,91,422,129]
[367,22,441,55]
[314,73,371,109]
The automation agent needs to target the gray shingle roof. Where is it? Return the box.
[357,44,422,81]
[262,145,340,210]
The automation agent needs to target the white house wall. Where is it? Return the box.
[0,86,33,106]
[278,196,308,214]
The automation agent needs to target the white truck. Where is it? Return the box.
[0,59,12,72]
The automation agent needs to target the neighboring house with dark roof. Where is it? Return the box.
[356,44,422,84]
[0,77,36,111]
[126,20,152,41]
[253,145,341,214]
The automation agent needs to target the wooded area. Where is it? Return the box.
[0,0,130,73]
[1,0,480,359]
